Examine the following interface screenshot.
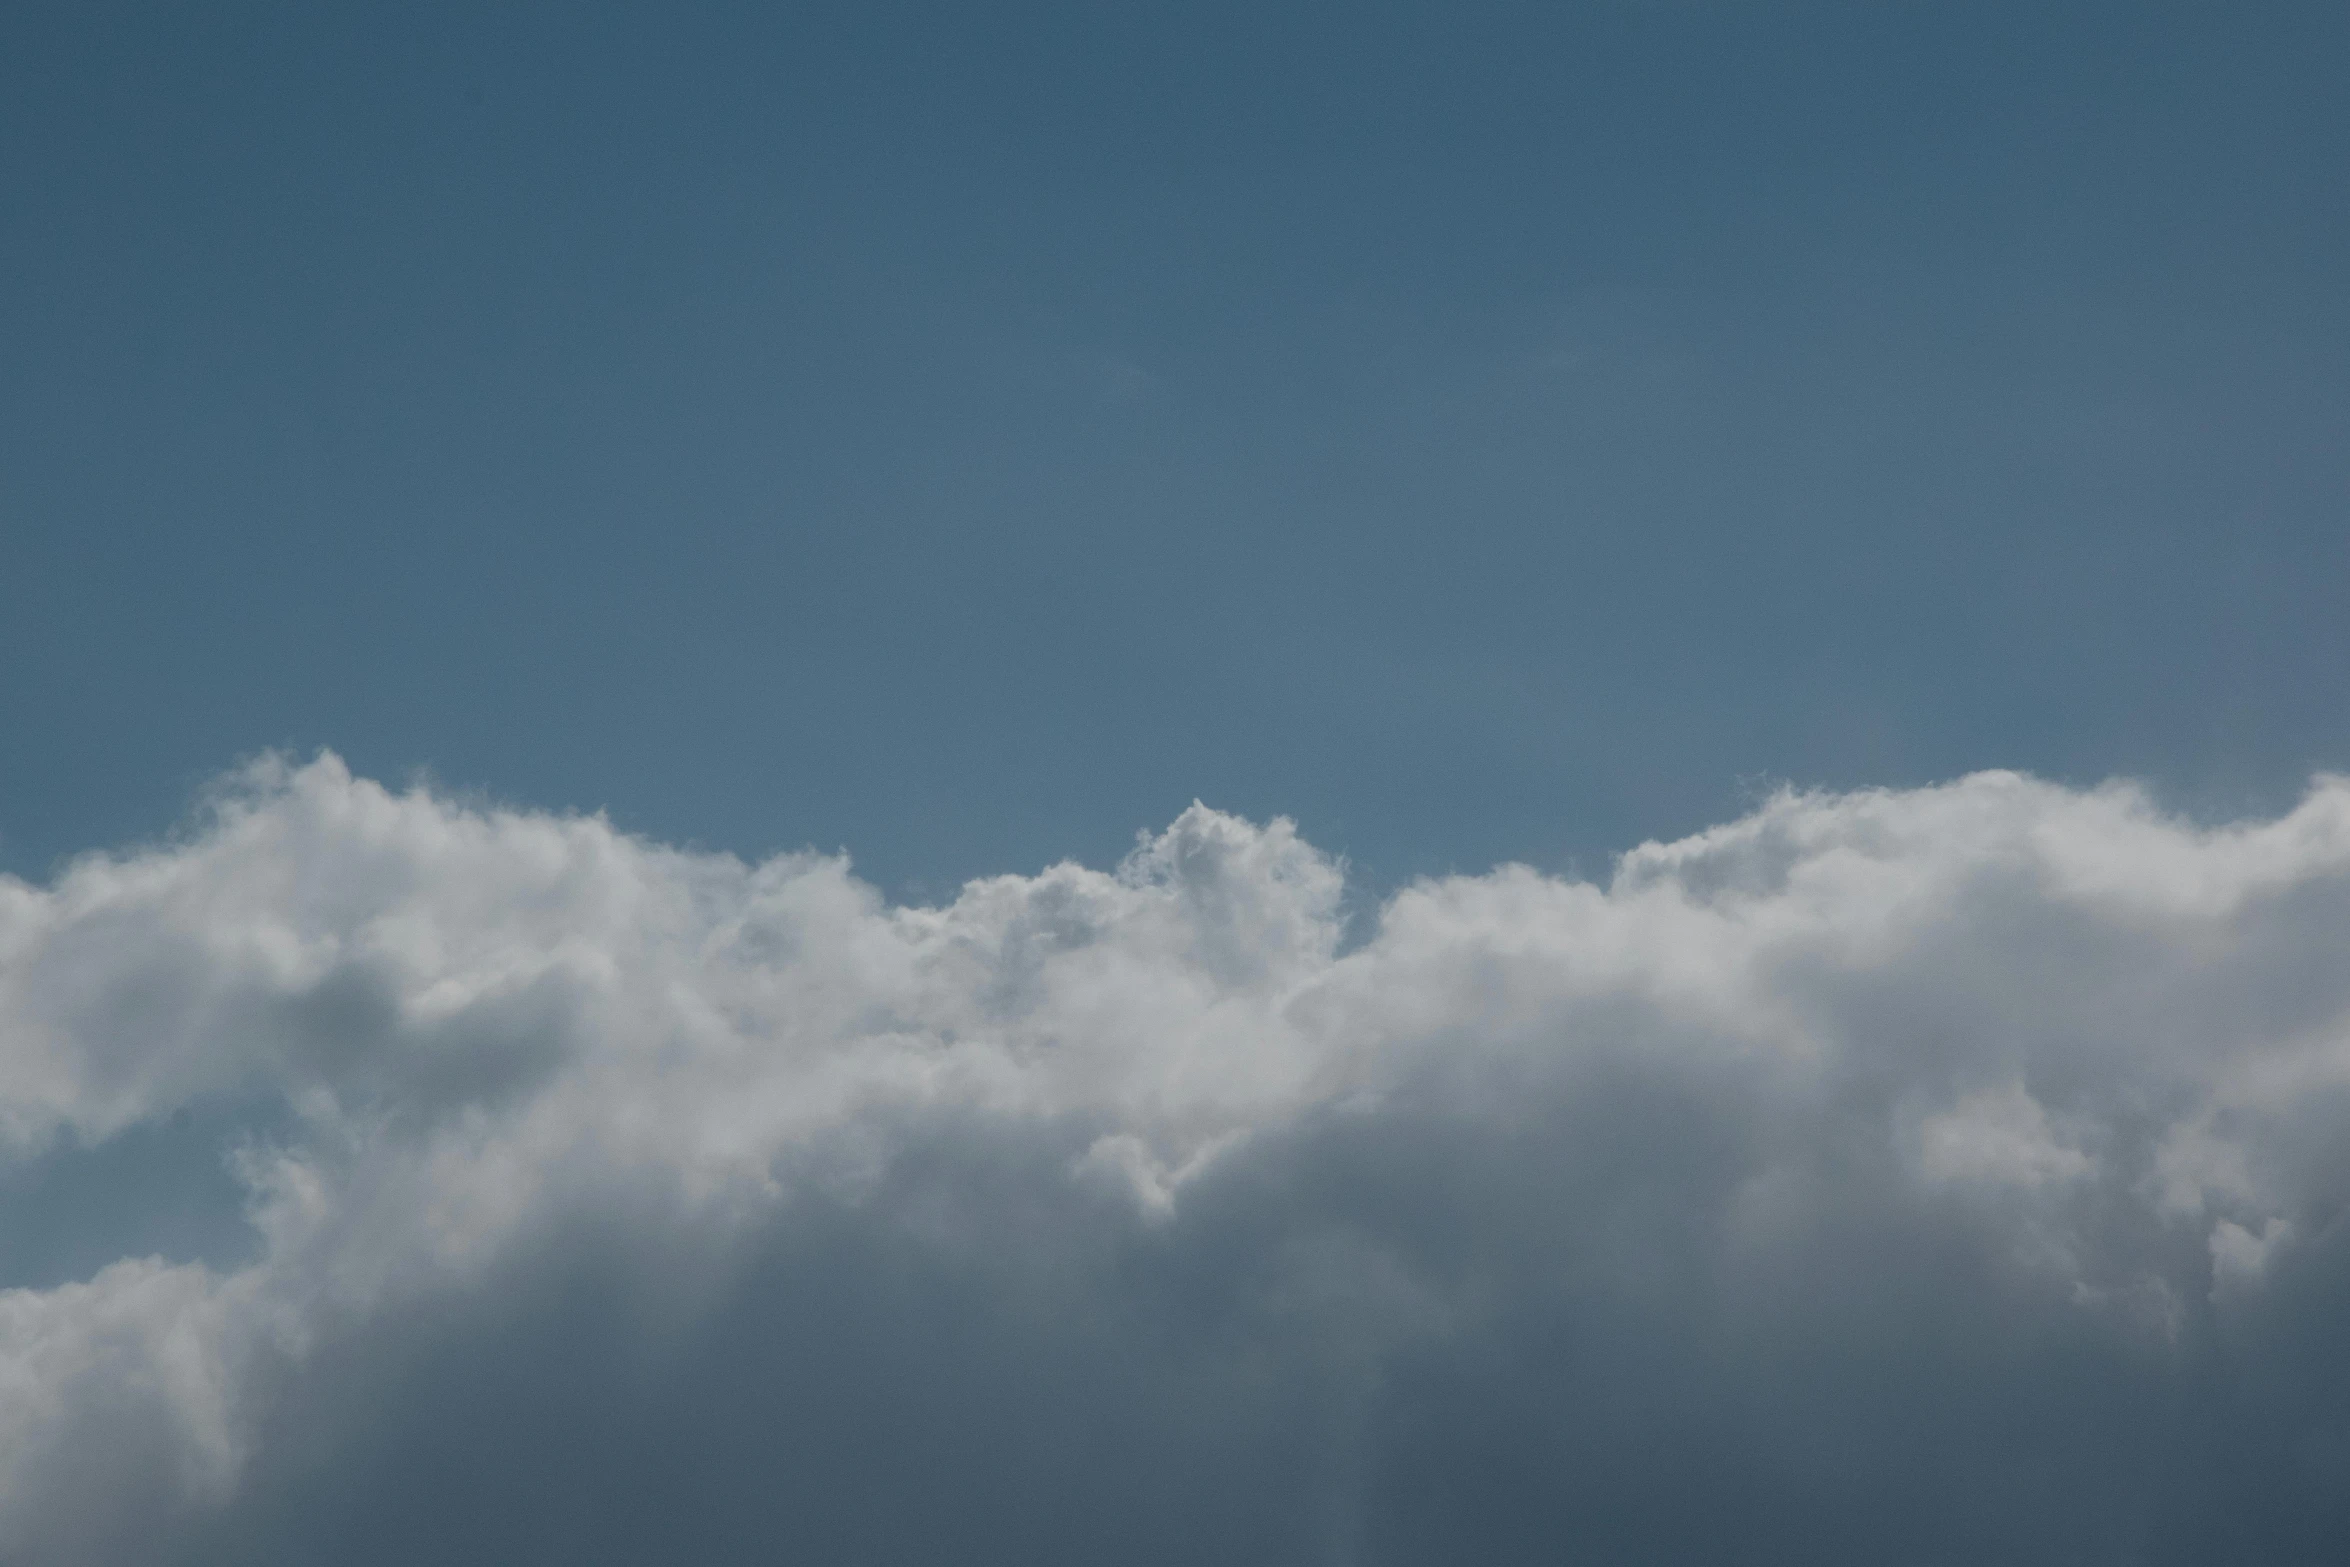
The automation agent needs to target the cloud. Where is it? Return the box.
[5,755,2350,1562]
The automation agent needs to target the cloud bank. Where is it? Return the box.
[6,755,2350,1562]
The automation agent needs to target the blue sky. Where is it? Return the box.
[10,8,2350,1561]
[8,1,2346,898]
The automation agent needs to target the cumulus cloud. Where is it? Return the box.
[5,756,2350,1562]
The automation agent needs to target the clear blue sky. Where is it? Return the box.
[7,1,2346,894]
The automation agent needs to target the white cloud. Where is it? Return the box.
[2210,1215,2295,1292]
[5,756,2350,1562]
[1914,1082,2094,1188]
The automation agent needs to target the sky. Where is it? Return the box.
[7,0,2347,895]
[4,3,2350,1562]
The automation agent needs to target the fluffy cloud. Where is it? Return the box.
[5,755,2350,1562]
